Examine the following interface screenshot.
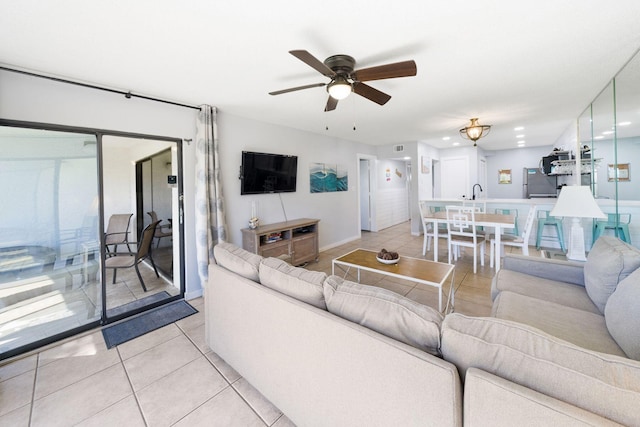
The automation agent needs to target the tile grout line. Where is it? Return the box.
[27,353,39,427]
[177,321,273,426]
[116,342,150,427]
[173,322,273,427]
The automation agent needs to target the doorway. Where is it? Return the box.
[102,136,181,321]
[359,158,372,231]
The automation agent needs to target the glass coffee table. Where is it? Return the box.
[332,248,455,312]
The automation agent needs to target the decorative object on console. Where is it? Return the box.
[249,201,259,229]
[459,118,492,146]
[550,185,606,261]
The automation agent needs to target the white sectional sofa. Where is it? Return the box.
[205,238,640,426]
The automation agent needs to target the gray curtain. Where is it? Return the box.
[195,105,227,285]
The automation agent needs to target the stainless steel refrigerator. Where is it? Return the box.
[523,167,557,198]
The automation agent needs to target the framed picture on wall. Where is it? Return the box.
[608,163,630,182]
[498,169,512,184]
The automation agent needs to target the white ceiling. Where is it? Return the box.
[2,1,640,150]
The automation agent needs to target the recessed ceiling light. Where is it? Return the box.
[453,142,460,146]
[602,130,614,135]
[518,140,526,144]
[404,156,411,160]
[594,136,605,140]
[442,136,450,141]
[514,126,524,131]
[516,134,525,138]
[619,121,631,126]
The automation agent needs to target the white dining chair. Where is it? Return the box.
[445,205,486,273]
[418,201,435,255]
[490,205,538,268]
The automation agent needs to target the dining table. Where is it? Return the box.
[423,210,516,272]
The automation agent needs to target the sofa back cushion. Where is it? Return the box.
[259,257,327,309]
[605,267,640,360]
[323,275,443,355]
[213,242,262,282]
[584,236,640,313]
[441,313,640,426]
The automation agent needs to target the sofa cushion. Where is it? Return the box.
[584,236,640,313]
[323,275,443,355]
[259,257,327,309]
[605,267,640,361]
[492,291,625,357]
[441,313,640,426]
[213,242,262,282]
[491,269,599,314]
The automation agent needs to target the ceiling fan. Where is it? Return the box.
[269,50,417,112]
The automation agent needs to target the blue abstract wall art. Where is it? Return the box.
[310,163,348,193]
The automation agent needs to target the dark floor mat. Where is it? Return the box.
[106,291,171,318]
[102,299,197,349]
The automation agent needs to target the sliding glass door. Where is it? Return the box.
[102,136,180,319]
[0,126,101,357]
[0,122,184,360]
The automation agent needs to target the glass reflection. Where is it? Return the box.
[0,126,100,356]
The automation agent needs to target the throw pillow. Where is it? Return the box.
[259,257,327,309]
[213,242,263,282]
[323,275,443,355]
[605,266,640,360]
[584,236,640,313]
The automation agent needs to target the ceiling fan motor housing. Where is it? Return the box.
[324,55,356,76]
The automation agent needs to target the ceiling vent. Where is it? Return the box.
[393,144,405,153]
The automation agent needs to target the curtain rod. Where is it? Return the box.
[0,65,201,111]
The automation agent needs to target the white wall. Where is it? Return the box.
[218,112,377,249]
[374,158,409,230]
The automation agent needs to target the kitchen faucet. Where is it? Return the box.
[472,183,483,200]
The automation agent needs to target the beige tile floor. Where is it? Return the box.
[0,221,539,426]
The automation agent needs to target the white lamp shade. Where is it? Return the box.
[550,186,606,219]
[328,81,351,100]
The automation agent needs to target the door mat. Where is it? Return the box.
[106,291,171,318]
[102,299,198,349]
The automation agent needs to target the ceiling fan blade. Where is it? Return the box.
[352,60,417,82]
[352,82,391,105]
[269,82,326,96]
[289,50,336,78]
[324,96,338,112]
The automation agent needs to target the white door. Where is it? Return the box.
[440,156,469,199]
[359,159,371,231]
[479,157,487,198]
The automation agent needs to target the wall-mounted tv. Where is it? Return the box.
[240,151,298,195]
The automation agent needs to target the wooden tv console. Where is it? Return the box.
[241,218,319,266]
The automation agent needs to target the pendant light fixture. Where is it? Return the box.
[460,118,492,146]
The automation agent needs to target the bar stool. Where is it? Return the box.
[593,213,631,244]
[536,210,566,251]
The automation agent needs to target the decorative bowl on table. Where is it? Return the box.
[376,249,399,264]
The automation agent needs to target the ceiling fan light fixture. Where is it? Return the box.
[460,118,492,146]
[327,76,352,100]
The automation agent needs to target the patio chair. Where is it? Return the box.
[147,211,173,248]
[105,221,160,292]
[104,213,133,255]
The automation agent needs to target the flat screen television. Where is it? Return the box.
[240,151,298,195]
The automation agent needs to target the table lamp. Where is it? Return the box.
[550,185,606,261]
